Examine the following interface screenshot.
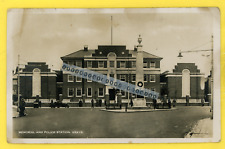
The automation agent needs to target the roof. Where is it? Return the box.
[61,46,162,60]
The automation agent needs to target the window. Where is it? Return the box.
[120,61,126,68]
[143,61,148,68]
[144,74,147,82]
[98,61,104,68]
[68,74,74,82]
[110,61,114,68]
[132,74,136,82]
[120,74,126,82]
[98,88,104,97]
[68,61,74,65]
[87,61,92,68]
[76,76,82,82]
[131,61,136,68]
[87,76,92,82]
[68,88,74,97]
[150,75,156,82]
[87,88,92,97]
[121,90,126,97]
[76,88,82,97]
[76,61,82,67]
[150,62,156,68]
[110,74,114,78]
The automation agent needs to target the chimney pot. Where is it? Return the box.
[84,45,88,51]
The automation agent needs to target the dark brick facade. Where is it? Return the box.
[18,62,56,99]
[167,63,204,99]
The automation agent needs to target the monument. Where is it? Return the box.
[133,35,147,107]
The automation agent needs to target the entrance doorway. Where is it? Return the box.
[109,89,116,100]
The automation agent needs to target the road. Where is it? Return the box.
[13,106,212,138]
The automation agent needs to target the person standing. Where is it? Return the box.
[19,98,26,117]
[91,99,94,108]
[153,99,157,109]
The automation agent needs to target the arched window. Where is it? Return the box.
[32,68,41,97]
[182,69,190,97]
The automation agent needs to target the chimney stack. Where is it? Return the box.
[84,45,88,51]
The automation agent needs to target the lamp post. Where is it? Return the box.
[177,36,213,119]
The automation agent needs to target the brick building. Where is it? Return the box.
[61,44,162,104]
[167,63,205,102]
[14,62,57,101]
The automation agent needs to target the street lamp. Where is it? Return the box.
[177,36,213,119]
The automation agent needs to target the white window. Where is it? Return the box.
[121,90,126,97]
[98,88,104,97]
[150,75,156,82]
[131,61,136,68]
[143,61,148,68]
[150,62,156,68]
[76,61,82,67]
[110,61,114,68]
[120,61,126,68]
[76,88,82,97]
[87,61,92,68]
[120,74,126,82]
[131,74,136,82]
[68,88,74,97]
[87,88,92,97]
[68,74,74,82]
[144,74,147,82]
[76,76,82,82]
[98,61,104,68]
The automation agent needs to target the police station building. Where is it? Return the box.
[61,37,162,104]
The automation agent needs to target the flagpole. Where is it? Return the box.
[111,16,113,45]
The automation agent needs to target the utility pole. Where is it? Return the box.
[211,35,213,119]
[17,55,20,109]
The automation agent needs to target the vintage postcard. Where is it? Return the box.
[7,8,220,143]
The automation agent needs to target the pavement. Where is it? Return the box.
[101,107,177,113]
[185,118,213,138]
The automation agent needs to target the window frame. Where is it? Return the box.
[98,61,104,68]
[143,61,148,68]
[131,74,136,82]
[120,61,126,68]
[76,88,82,97]
[144,74,147,82]
[68,88,74,97]
[87,61,92,68]
[109,61,115,68]
[98,88,104,97]
[76,76,82,82]
[150,75,156,82]
[150,62,156,68]
[68,74,74,82]
[87,88,92,97]
[131,61,136,68]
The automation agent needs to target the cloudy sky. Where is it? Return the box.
[7,8,219,76]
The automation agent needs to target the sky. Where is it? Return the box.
[7,8,220,77]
